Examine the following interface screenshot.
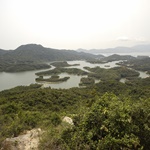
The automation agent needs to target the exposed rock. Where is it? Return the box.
[1,128,42,150]
[63,116,74,125]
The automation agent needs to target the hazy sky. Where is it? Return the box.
[0,0,150,50]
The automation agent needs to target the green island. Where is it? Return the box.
[35,63,140,84]
[118,57,150,72]
[35,66,140,85]
[86,60,108,64]
[147,70,150,75]
[100,54,136,62]
[35,75,70,83]
[0,62,51,72]
[84,66,140,81]
[35,67,88,76]
[79,77,95,86]
[0,77,150,149]
[87,55,136,64]
[50,61,79,67]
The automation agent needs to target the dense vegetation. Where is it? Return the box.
[56,93,150,150]
[0,62,51,72]
[0,77,150,149]
[0,47,150,149]
[84,55,136,64]
[119,57,150,72]
[84,66,139,81]
[79,77,95,86]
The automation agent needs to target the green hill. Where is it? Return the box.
[0,44,103,72]
[0,78,150,149]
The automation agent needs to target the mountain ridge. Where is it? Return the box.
[77,44,150,54]
[0,44,104,72]
[0,44,104,62]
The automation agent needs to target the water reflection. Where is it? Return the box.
[41,73,87,89]
[41,60,120,89]
[67,60,119,70]
[0,60,149,91]
[138,71,149,78]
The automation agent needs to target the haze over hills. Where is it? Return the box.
[77,44,150,54]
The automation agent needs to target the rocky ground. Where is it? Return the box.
[1,128,42,150]
[1,116,73,150]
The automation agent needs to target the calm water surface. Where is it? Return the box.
[0,60,149,91]
[0,70,42,91]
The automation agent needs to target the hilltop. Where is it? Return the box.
[0,44,103,62]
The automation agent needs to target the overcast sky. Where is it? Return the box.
[0,0,150,50]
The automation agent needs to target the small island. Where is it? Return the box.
[0,62,51,72]
[118,57,150,72]
[86,60,108,64]
[104,65,110,67]
[35,67,88,76]
[147,71,150,75]
[84,66,140,81]
[79,77,95,86]
[50,61,79,67]
[35,75,70,83]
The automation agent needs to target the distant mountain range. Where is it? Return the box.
[0,44,104,63]
[0,44,104,72]
[77,44,150,54]
[1,44,149,72]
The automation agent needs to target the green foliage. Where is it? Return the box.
[94,80,129,96]
[0,78,150,149]
[79,77,95,86]
[113,66,140,78]
[84,66,139,81]
[39,126,67,150]
[101,54,136,62]
[59,93,149,150]
[0,62,51,72]
[50,113,61,126]
[121,57,150,72]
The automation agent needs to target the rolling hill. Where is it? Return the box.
[0,44,104,72]
[0,44,104,62]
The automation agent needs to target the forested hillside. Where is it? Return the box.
[0,77,150,149]
[0,44,150,149]
[0,44,103,72]
[120,57,150,72]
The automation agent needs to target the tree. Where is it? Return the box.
[60,93,149,150]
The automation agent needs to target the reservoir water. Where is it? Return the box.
[0,60,149,91]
